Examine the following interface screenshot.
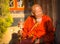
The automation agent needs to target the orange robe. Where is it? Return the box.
[22,15,55,42]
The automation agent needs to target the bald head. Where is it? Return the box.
[31,4,43,18]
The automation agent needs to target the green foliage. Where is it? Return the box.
[0,0,13,38]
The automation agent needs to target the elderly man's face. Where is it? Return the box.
[32,6,43,18]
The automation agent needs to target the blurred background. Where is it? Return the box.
[0,0,60,44]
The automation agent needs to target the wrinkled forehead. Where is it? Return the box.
[32,4,42,12]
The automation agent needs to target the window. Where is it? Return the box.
[9,0,24,11]
[9,0,14,7]
[17,0,24,7]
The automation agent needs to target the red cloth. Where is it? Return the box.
[22,15,55,42]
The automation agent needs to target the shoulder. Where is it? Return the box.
[43,15,52,21]
[25,16,32,21]
[24,16,33,23]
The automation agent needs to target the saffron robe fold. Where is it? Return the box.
[22,15,55,42]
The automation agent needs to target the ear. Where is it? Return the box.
[31,12,34,16]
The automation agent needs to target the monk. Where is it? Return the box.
[22,4,55,44]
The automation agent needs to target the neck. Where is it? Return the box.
[36,18,42,22]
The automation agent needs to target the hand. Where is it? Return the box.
[28,34,33,38]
